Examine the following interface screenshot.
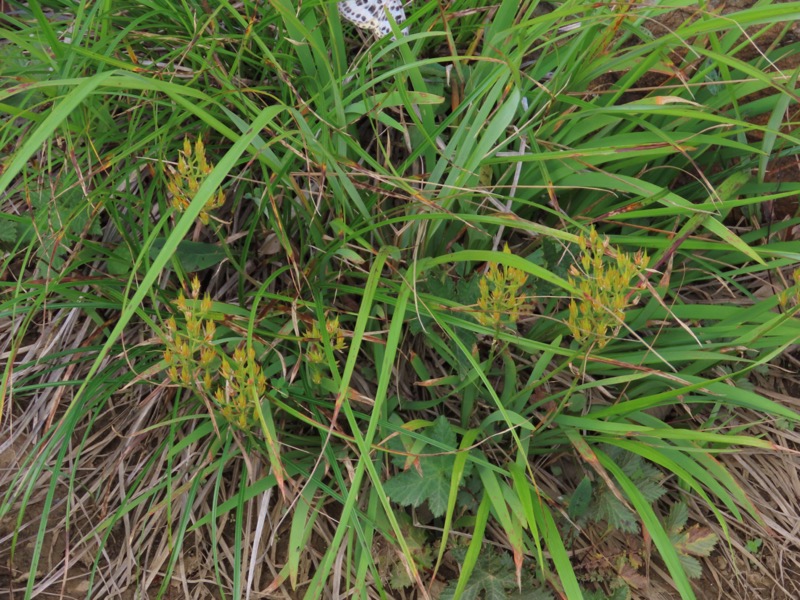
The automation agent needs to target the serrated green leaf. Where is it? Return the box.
[383,416,463,517]
[664,501,689,533]
[510,583,555,600]
[442,547,519,600]
[675,525,719,558]
[485,577,512,600]
[636,478,667,503]
[608,583,631,600]
[595,491,638,534]
[678,554,703,579]
[379,511,434,590]
[588,447,672,535]
[383,464,450,514]
[582,589,606,600]
[0,218,17,244]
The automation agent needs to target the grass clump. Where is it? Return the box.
[1,1,800,599]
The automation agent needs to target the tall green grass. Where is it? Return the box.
[2,0,799,598]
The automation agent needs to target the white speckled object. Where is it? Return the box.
[338,0,408,38]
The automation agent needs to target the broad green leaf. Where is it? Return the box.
[674,526,719,558]
[107,239,227,275]
[383,416,464,517]
[568,476,593,520]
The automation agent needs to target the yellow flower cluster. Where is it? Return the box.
[165,136,225,225]
[476,244,529,328]
[163,276,267,430]
[215,346,268,430]
[777,268,800,310]
[567,228,649,349]
[305,316,347,384]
